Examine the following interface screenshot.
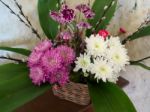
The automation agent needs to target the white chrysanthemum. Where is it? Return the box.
[74,34,129,83]
[74,54,91,73]
[91,58,113,82]
[106,37,122,48]
[85,34,107,57]
[107,47,129,72]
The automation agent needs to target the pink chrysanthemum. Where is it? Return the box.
[29,66,46,86]
[28,51,43,67]
[41,49,62,73]
[56,45,75,65]
[49,67,69,86]
[34,40,52,52]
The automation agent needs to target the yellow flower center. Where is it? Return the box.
[80,60,88,67]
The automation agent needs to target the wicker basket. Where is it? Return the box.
[52,82,90,105]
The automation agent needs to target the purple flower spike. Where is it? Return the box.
[76,4,95,19]
[50,11,65,24]
[50,4,75,24]
[77,22,92,29]
[61,4,75,23]
[50,11,59,21]
[60,31,72,40]
[84,10,95,19]
[76,4,90,12]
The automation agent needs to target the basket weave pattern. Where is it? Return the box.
[52,82,90,105]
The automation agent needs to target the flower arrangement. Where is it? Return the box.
[0,0,150,112]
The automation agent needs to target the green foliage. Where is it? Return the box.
[0,46,31,56]
[122,26,150,44]
[88,81,136,112]
[0,63,50,112]
[87,0,117,36]
[38,0,59,39]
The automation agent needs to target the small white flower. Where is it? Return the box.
[104,5,108,10]
[111,1,115,6]
[74,54,91,73]
[85,34,107,57]
[91,58,113,82]
[102,16,106,20]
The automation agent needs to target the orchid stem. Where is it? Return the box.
[13,0,41,40]
[0,0,41,40]
[0,56,26,63]
[93,0,115,34]
[130,56,150,64]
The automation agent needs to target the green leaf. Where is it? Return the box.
[122,26,150,44]
[38,0,59,39]
[0,63,50,112]
[87,0,117,35]
[88,81,136,112]
[0,46,31,56]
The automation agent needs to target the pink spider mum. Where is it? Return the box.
[49,67,69,86]
[34,40,52,52]
[56,45,75,65]
[29,66,46,86]
[41,49,62,74]
[28,51,43,67]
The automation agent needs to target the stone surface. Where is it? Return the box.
[0,0,150,112]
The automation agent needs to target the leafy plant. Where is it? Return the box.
[1,0,149,111]
[122,25,150,44]
[38,0,59,39]
[88,81,136,112]
[87,0,117,36]
[0,63,50,112]
[0,46,31,56]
